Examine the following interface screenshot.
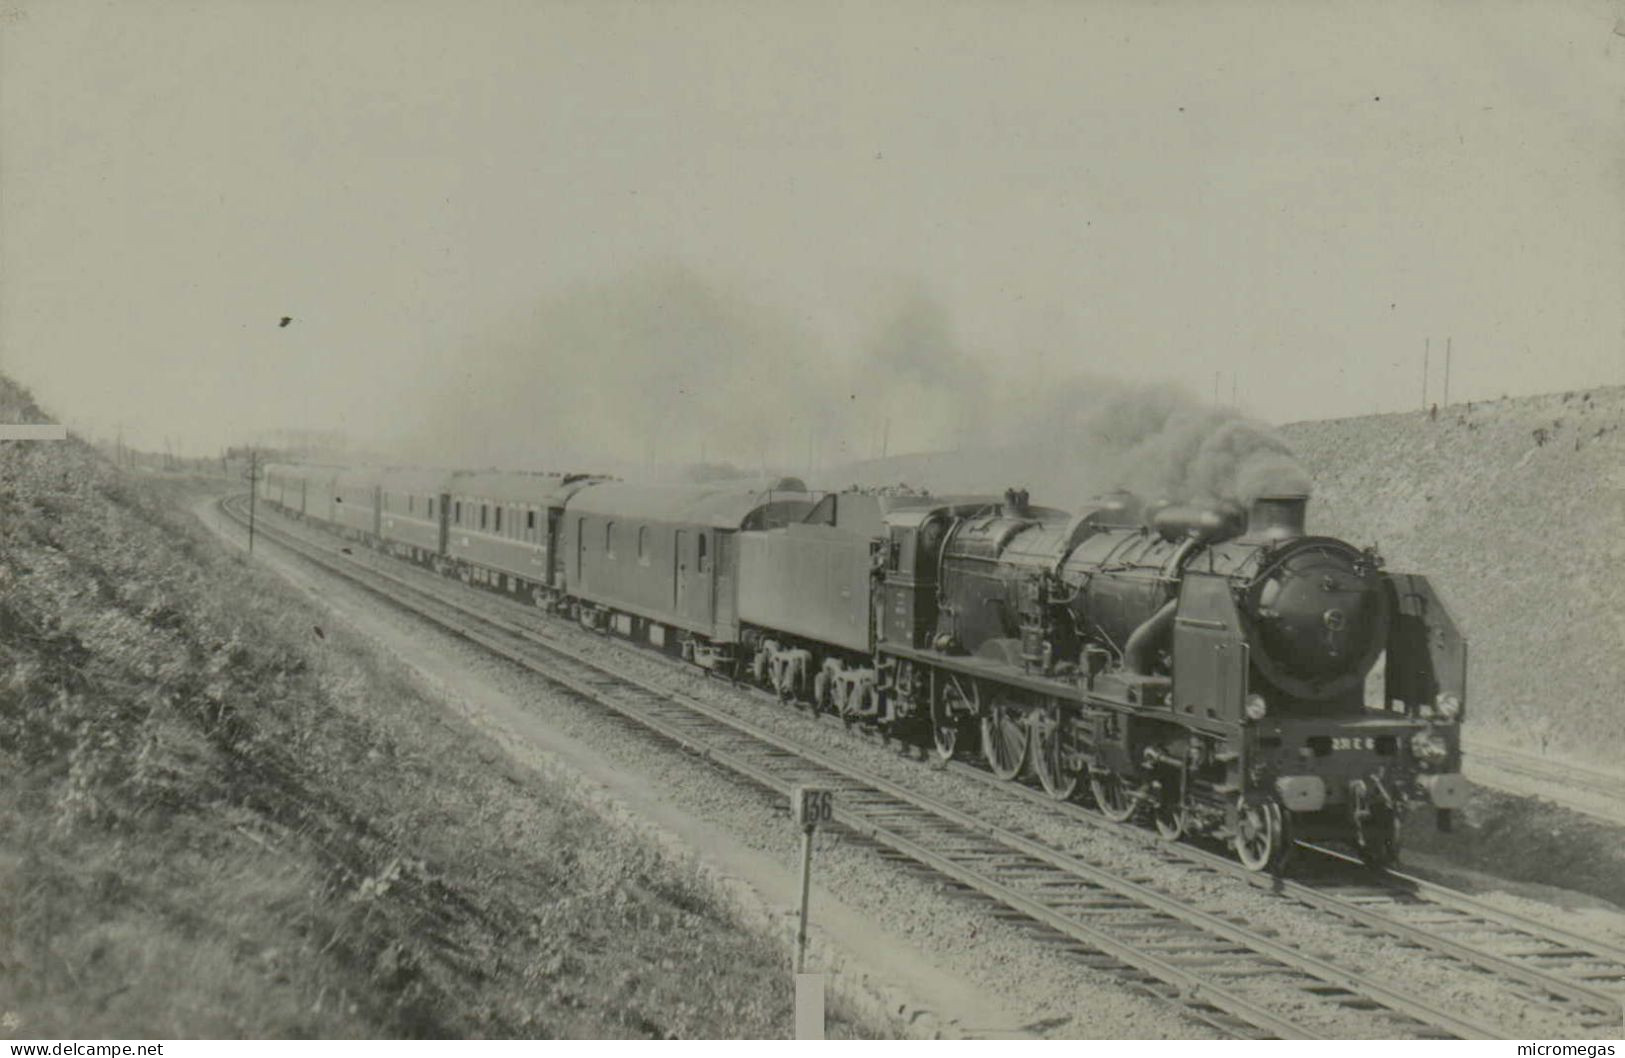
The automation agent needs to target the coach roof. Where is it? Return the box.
[565,479,811,529]
[379,466,455,494]
[450,469,601,507]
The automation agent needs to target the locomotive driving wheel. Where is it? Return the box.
[930,678,972,764]
[980,696,1028,781]
[1234,797,1292,872]
[1089,771,1140,823]
[1153,769,1188,839]
[1029,702,1081,800]
[1153,796,1189,841]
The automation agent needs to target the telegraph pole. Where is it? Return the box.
[242,449,262,553]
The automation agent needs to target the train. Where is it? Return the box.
[259,462,1468,872]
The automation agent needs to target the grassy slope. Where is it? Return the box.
[0,377,821,1039]
[1279,387,1625,763]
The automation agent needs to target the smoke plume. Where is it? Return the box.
[1016,382,1313,505]
[397,263,1311,507]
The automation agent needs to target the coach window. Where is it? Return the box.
[407,495,414,515]
[637,526,648,564]
[526,509,537,541]
[453,500,460,525]
[481,504,488,530]
[606,521,616,559]
[495,507,503,534]
[697,532,709,573]
[428,497,435,519]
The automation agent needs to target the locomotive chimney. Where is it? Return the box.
[1245,494,1308,542]
[1003,487,1031,517]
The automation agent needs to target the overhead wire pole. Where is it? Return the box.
[1444,337,1452,408]
[243,449,262,554]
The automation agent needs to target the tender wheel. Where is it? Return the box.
[980,698,1028,780]
[1234,797,1292,872]
[839,682,867,729]
[1090,771,1139,823]
[1029,705,1081,801]
[768,654,794,705]
[811,669,831,717]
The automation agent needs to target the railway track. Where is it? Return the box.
[219,495,1621,1039]
[1461,741,1625,827]
[954,763,1625,1031]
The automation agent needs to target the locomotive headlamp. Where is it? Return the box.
[1435,692,1462,721]
[1410,729,1449,765]
[1244,694,1268,721]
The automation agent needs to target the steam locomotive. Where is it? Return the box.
[260,464,1467,871]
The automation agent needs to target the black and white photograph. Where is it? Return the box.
[1,0,1622,1045]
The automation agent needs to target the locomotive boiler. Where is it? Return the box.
[877,488,1467,870]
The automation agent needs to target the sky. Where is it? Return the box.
[2,0,1622,466]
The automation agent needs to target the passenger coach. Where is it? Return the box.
[261,463,339,521]
[446,470,602,602]
[561,479,815,667]
[379,467,453,562]
[331,468,382,539]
